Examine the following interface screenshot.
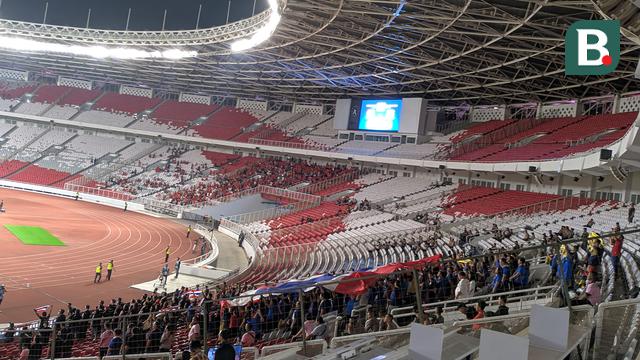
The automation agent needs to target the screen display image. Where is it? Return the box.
[208,345,242,360]
[358,99,402,132]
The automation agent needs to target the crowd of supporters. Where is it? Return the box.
[160,158,350,205]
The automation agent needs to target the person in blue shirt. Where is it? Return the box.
[490,268,503,293]
[500,259,511,291]
[510,258,529,289]
[107,329,123,356]
[561,255,574,289]
[549,250,559,282]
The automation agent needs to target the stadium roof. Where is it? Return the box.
[0,0,638,105]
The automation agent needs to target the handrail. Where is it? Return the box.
[133,197,185,216]
[186,186,261,210]
[390,285,557,315]
[249,137,329,151]
[186,224,220,266]
[187,184,321,211]
[478,193,594,221]
[453,112,639,164]
[330,327,411,349]
[439,116,555,159]
[592,296,640,358]
[298,169,362,195]
[451,304,594,327]
[64,183,134,201]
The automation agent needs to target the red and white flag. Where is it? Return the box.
[34,305,51,316]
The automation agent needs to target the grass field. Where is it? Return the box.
[4,225,65,246]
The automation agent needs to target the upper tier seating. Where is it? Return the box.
[309,117,339,137]
[452,112,638,161]
[0,83,36,100]
[353,176,436,203]
[74,110,136,128]
[334,140,393,156]
[60,87,102,106]
[192,107,260,140]
[42,105,79,120]
[449,119,516,144]
[280,113,332,135]
[14,102,49,116]
[147,101,219,131]
[302,135,344,149]
[30,85,68,104]
[263,111,296,126]
[93,93,162,114]
[381,143,441,159]
[31,85,101,106]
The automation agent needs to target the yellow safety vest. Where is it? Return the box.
[96,266,101,274]
[107,263,113,270]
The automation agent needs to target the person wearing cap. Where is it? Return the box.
[215,329,236,360]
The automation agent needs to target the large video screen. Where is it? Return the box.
[358,99,402,132]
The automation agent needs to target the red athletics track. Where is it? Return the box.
[0,188,194,323]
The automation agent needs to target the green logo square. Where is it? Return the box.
[565,20,620,75]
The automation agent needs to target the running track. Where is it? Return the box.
[0,188,194,323]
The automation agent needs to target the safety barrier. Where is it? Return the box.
[63,183,134,201]
[593,297,640,360]
[0,179,143,211]
[134,197,185,217]
[298,169,361,195]
[248,137,329,151]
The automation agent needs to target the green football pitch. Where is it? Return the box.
[4,225,65,246]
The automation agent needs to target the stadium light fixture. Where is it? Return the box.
[0,36,198,60]
[230,0,281,52]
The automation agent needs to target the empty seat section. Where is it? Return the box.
[93,93,161,114]
[150,101,219,130]
[192,107,260,140]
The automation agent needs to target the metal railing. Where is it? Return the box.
[186,186,261,210]
[437,116,553,160]
[187,184,321,211]
[133,197,185,217]
[390,285,556,321]
[63,183,135,201]
[481,193,594,219]
[298,170,361,195]
[436,118,471,134]
[185,224,220,266]
[248,137,329,151]
[226,202,300,225]
[593,297,640,360]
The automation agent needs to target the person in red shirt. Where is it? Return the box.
[611,233,623,277]
[99,323,115,358]
[471,300,487,331]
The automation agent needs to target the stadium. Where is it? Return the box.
[0,0,638,358]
